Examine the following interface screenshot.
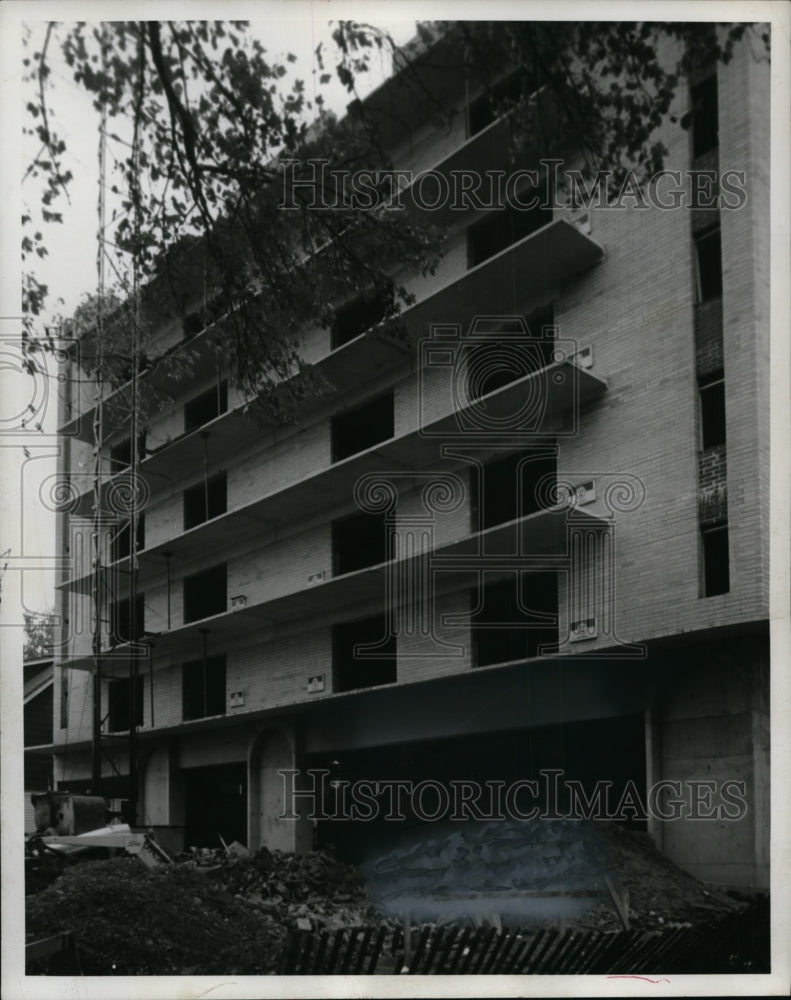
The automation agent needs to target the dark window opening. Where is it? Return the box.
[467,189,552,269]
[184,380,228,433]
[465,306,555,400]
[702,521,730,596]
[110,514,146,562]
[183,654,226,720]
[468,68,538,137]
[333,614,396,692]
[107,677,143,733]
[471,449,557,532]
[110,593,145,647]
[699,372,726,449]
[24,685,54,749]
[183,563,227,623]
[333,510,390,576]
[182,295,226,341]
[109,433,147,472]
[694,227,722,302]
[691,75,719,157]
[473,574,558,666]
[331,390,394,463]
[184,472,227,530]
[331,285,394,350]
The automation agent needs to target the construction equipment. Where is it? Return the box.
[29,791,171,867]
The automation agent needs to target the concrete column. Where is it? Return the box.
[248,726,313,854]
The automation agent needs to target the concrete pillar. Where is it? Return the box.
[654,638,769,889]
[140,740,184,852]
[248,726,313,854]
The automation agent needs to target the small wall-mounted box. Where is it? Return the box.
[307,674,325,693]
[570,618,597,641]
[307,571,326,585]
[231,594,247,610]
[573,212,592,235]
[229,689,245,708]
[574,480,596,505]
[571,346,593,369]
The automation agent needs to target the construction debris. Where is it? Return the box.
[26,826,749,975]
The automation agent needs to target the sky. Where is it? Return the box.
[12,10,418,616]
[23,13,418,324]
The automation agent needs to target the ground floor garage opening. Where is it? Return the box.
[183,762,247,849]
[307,714,646,865]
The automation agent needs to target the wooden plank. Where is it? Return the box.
[366,926,387,975]
[420,926,445,973]
[435,924,460,974]
[338,928,360,975]
[445,926,473,974]
[483,929,516,974]
[311,930,330,975]
[524,928,559,973]
[516,929,550,973]
[353,928,373,975]
[278,929,302,975]
[469,926,499,974]
[457,926,486,974]
[26,932,74,964]
[535,929,572,974]
[325,927,345,974]
[409,926,432,973]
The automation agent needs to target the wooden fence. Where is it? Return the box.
[278,896,769,975]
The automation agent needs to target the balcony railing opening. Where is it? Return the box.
[331,285,394,350]
[333,613,396,692]
[333,510,390,576]
[463,306,556,401]
[691,75,719,158]
[331,390,394,463]
[184,471,228,530]
[698,370,726,450]
[183,563,227,623]
[471,448,557,532]
[702,520,730,597]
[107,676,143,733]
[183,653,226,720]
[110,514,146,563]
[467,68,539,137]
[109,433,148,472]
[467,176,551,268]
[184,380,228,433]
[109,593,145,647]
[473,573,558,666]
[693,225,722,303]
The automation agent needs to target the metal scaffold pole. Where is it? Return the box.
[90,41,108,792]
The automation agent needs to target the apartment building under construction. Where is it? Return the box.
[37,24,770,890]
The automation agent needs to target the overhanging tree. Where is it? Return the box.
[22,20,769,412]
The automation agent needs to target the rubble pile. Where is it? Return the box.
[26,827,746,974]
[578,823,742,931]
[206,844,379,931]
[361,819,744,933]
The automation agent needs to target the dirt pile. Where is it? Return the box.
[26,857,284,975]
[361,819,743,932]
[26,848,377,975]
[209,845,378,931]
[580,823,741,931]
[26,829,745,974]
